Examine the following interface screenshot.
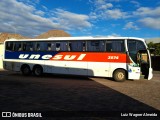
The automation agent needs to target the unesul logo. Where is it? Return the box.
[19,54,86,60]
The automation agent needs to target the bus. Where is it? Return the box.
[3,37,153,82]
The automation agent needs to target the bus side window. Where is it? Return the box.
[31,42,36,51]
[22,42,27,51]
[70,41,84,51]
[25,42,31,51]
[36,42,48,51]
[47,43,51,51]
[18,43,22,51]
[106,40,125,52]
[6,42,14,51]
[14,42,22,51]
[68,42,71,51]
[83,42,86,51]
[106,41,112,52]
[56,42,68,51]
[36,43,40,51]
[30,43,33,51]
[60,42,68,51]
[56,43,60,51]
[87,41,104,51]
[51,42,56,51]
[25,42,36,51]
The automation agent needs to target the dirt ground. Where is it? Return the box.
[0,69,160,119]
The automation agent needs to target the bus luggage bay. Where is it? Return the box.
[3,37,153,82]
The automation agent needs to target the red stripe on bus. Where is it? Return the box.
[50,52,131,63]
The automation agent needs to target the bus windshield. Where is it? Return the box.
[127,40,146,64]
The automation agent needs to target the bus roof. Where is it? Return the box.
[4,36,145,42]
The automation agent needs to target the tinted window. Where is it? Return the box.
[14,42,22,51]
[106,40,125,52]
[55,42,68,51]
[69,41,85,51]
[6,42,14,51]
[127,40,146,52]
[127,40,146,63]
[87,40,105,51]
[25,42,36,51]
[35,42,48,51]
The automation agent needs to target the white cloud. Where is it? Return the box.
[90,0,127,20]
[133,6,160,30]
[105,9,127,19]
[0,0,60,36]
[133,6,160,17]
[34,10,45,16]
[0,0,92,37]
[123,22,139,30]
[95,0,106,5]
[107,33,121,37]
[51,9,92,30]
[94,0,113,10]
[17,0,40,6]
[130,1,140,7]
[98,3,113,10]
[139,17,160,30]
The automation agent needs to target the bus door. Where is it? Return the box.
[137,50,152,79]
[127,40,152,80]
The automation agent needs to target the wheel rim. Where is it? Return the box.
[117,72,124,80]
[24,67,29,74]
[22,66,30,75]
[35,68,41,75]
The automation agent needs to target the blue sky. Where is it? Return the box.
[0,0,160,38]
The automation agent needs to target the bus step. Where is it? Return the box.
[140,75,145,79]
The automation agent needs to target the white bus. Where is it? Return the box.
[3,37,153,82]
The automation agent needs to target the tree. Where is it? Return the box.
[155,43,160,55]
[147,42,154,48]
[147,42,160,55]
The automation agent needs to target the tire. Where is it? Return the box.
[33,66,43,76]
[113,69,126,82]
[21,65,31,76]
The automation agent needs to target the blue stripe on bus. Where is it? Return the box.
[5,51,59,60]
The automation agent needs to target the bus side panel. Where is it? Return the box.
[3,60,20,72]
[88,62,109,77]
[109,63,127,77]
[66,61,87,75]
[44,61,87,76]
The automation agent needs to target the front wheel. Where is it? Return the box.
[33,66,43,76]
[113,69,126,82]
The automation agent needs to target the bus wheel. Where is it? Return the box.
[33,65,43,76]
[113,69,126,82]
[21,65,31,76]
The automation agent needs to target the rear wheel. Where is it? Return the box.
[21,65,31,76]
[113,69,126,82]
[33,66,43,76]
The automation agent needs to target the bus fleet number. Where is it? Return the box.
[108,56,119,59]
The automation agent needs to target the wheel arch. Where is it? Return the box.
[21,64,31,71]
[112,68,128,81]
[112,68,128,77]
[20,64,31,75]
[33,64,43,70]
